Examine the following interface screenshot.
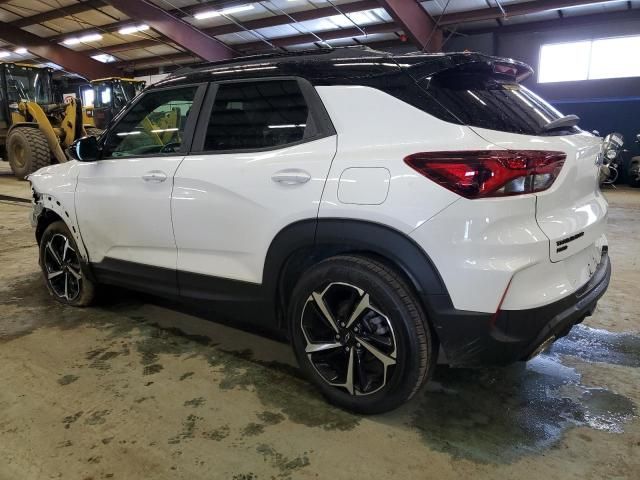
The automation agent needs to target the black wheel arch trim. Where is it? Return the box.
[263,218,451,330]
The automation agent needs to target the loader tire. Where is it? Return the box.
[7,127,51,179]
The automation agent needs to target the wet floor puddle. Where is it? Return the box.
[411,325,638,463]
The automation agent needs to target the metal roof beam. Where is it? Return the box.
[103,0,236,61]
[460,7,640,35]
[439,0,614,26]
[377,0,441,51]
[0,21,121,79]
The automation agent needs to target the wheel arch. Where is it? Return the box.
[35,208,64,245]
[33,193,89,262]
[263,219,449,330]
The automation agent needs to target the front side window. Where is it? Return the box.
[203,80,309,151]
[103,86,197,158]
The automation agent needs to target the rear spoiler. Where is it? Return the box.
[398,52,534,83]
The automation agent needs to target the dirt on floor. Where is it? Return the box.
[0,178,639,480]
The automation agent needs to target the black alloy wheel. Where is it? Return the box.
[290,255,435,414]
[39,221,96,307]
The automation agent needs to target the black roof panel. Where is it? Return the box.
[151,46,533,88]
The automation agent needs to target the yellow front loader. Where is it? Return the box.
[0,63,100,179]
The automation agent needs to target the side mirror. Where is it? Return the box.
[69,135,99,162]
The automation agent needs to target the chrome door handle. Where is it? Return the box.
[142,170,167,183]
[271,169,311,185]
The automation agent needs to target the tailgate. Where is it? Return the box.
[471,128,607,262]
[534,132,607,262]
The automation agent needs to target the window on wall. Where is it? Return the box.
[539,35,640,83]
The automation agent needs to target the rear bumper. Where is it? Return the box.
[426,251,611,367]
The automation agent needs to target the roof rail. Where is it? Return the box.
[169,45,386,78]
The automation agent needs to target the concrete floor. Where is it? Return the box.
[1,170,639,479]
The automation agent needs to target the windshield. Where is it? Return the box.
[4,66,53,104]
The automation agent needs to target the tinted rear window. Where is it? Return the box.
[203,80,309,151]
[422,72,577,136]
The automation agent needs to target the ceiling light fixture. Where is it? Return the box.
[194,4,254,20]
[0,51,10,58]
[14,47,27,54]
[118,24,150,35]
[91,53,116,63]
[62,33,103,45]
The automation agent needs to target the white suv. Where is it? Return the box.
[29,48,610,413]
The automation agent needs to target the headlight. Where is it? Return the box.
[606,149,617,160]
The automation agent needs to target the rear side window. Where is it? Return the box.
[203,80,310,151]
[423,73,576,136]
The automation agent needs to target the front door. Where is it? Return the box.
[75,84,203,295]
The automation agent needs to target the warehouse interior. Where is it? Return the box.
[0,1,639,479]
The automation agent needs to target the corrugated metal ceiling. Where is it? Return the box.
[0,0,635,75]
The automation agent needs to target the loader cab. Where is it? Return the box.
[91,78,145,129]
[0,63,54,144]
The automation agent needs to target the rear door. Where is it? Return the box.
[171,77,337,293]
[423,72,607,263]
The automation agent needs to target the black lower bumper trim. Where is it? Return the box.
[424,251,611,367]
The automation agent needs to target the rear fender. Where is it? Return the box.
[264,219,450,330]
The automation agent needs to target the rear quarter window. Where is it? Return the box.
[422,72,578,136]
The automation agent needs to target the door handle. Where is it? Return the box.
[142,170,167,183]
[271,169,311,185]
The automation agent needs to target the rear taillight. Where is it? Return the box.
[404,150,566,199]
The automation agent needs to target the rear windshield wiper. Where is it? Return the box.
[542,114,580,133]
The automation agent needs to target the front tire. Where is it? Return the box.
[7,127,51,179]
[289,255,435,414]
[39,221,95,307]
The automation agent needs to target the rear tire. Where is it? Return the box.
[289,255,436,414]
[7,127,51,179]
[39,221,95,307]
